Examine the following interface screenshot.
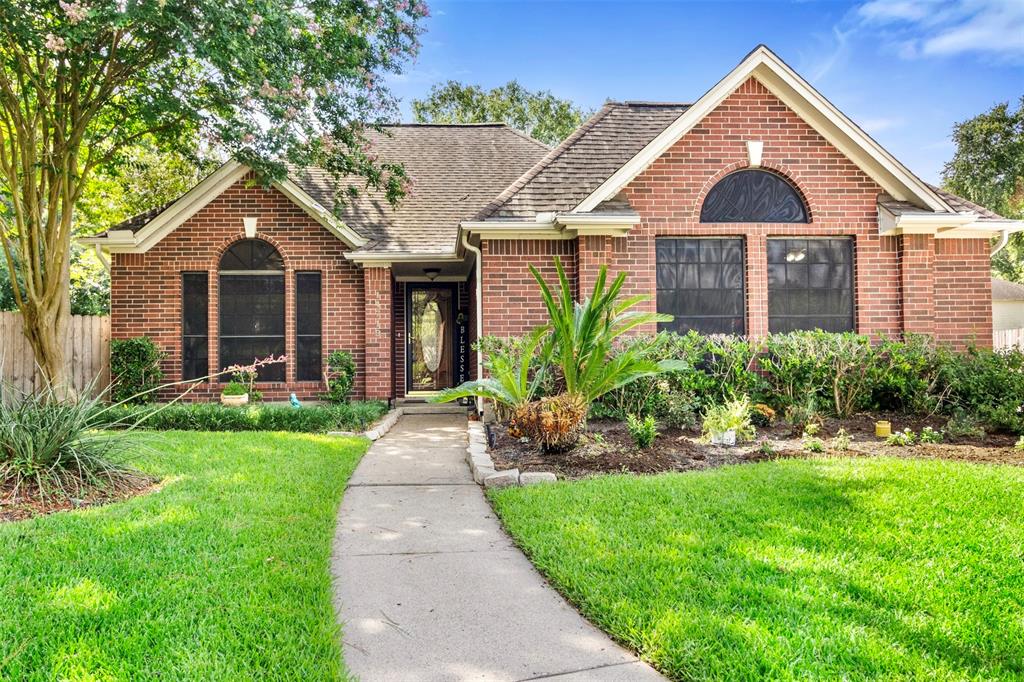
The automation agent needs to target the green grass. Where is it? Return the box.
[0,431,368,681]
[490,458,1024,681]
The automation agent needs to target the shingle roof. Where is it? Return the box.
[993,278,1024,301]
[477,102,691,219]
[108,201,176,233]
[929,185,1008,221]
[292,124,549,253]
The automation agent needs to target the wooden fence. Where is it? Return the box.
[0,311,110,397]
[994,327,1024,351]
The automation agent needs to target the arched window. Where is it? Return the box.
[218,239,285,381]
[700,169,808,223]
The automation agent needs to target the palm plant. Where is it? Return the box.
[437,256,686,450]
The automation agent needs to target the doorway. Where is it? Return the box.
[406,285,456,392]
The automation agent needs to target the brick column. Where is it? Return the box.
[577,234,610,300]
[898,234,936,336]
[746,234,769,337]
[363,265,393,400]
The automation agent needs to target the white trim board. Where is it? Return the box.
[574,45,952,215]
[79,160,367,253]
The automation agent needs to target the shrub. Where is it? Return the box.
[783,396,823,435]
[802,434,825,453]
[936,346,1024,433]
[831,427,852,451]
[94,401,388,433]
[944,412,986,439]
[0,382,141,500]
[626,414,658,449]
[322,350,356,404]
[701,396,756,443]
[919,426,944,444]
[751,403,776,428]
[226,366,262,402]
[868,334,947,412]
[509,393,588,452]
[110,337,165,404]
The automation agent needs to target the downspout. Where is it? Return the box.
[460,230,483,414]
[94,244,111,273]
[992,230,1011,256]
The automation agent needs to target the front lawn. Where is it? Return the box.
[491,458,1024,680]
[0,431,367,681]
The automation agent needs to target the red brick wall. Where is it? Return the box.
[480,239,577,337]
[479,77,991,348]
[110,174,369,401]
[363,266,392,399]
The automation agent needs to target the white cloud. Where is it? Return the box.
[855,0,1024,61]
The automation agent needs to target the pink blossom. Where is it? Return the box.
[259,80,278,97]
[284,106,298,119]
[247,13,263,36]
[307,20,323,36]
[60,0,88,23]
[241,133,255,144]
[45,33,66,53]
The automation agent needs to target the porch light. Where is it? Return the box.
[785,249,806,263]
[423,267,441,280]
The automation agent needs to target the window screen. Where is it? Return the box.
[181,272,208,380]
[295,272,322,381]
[218,238,286,381]
[767,238,854,333]
[656,238,746,335]
[700,170,808,223]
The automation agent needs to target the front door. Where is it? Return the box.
[407,285,455,392]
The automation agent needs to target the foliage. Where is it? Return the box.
[941,96,1023,281]
[491,457,1024,680]
[626,414,658,449]
[751,403,776,428]
[321,350,356,404]
[757,441,776,457]
[220,382,248,397]
[701,396,756,443]
[109,336,165,404]
[227,365,262,402]
[919,426,944,444]
[801,433,825,453]
[411,79,591,146]
[0,0,427,388]
[783,396,823,436]
[0,431,366,679]
[935,345,1024,433]
[94,400,388,433]
[1016,435,1024,451]
[945,411,986,439]
[886,428,917,447]
[831,427,851,451]
[0,381,140,500]
[436,326,550,417]
[509,393,589,452]
[867,334,948,413]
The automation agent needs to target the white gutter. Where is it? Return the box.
[992,230,1011,256]
[460,230,484,414]
[93,244,111,273]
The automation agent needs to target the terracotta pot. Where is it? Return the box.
[221,393,249,407]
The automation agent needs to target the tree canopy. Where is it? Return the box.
[411,80,590,146]
[0,0,428,388]
[941,97,1024,281]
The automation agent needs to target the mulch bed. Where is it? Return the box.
[0,476,159,523]
[489,414,1024,480]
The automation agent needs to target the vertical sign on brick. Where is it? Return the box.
[363,265,393,399]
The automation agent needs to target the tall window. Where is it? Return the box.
[767,238,854,333]
[295,272,322,381]
[218,239,286,381]
[181,273,208,380]
[656,238,746,335]
[701,169,808,223]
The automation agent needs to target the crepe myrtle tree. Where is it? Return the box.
[0,0,428,392]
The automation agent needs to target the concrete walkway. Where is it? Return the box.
[332,414,664,682]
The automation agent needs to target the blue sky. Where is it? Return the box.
[386,0,1024,184]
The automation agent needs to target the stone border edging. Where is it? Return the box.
[466,420,557,488]
[328,407,403,441]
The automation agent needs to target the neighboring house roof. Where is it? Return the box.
[993,278,1024,302]
[477,102,690,220]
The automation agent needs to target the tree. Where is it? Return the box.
[942,97,1024,281]
[0,0,427,391]
[411,80,590,146]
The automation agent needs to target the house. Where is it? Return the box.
[993,278,1024,332]
[81,46,1023,402]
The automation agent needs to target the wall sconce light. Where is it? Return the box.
[424,267,441,280]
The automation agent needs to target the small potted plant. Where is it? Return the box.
[702,396,756,446]
[220,380,249,406]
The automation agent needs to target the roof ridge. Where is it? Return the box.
[383,122,510,128]
[618,100,693,107]
[473,103,620,220]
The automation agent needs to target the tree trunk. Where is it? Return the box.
[18,267,72,395]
